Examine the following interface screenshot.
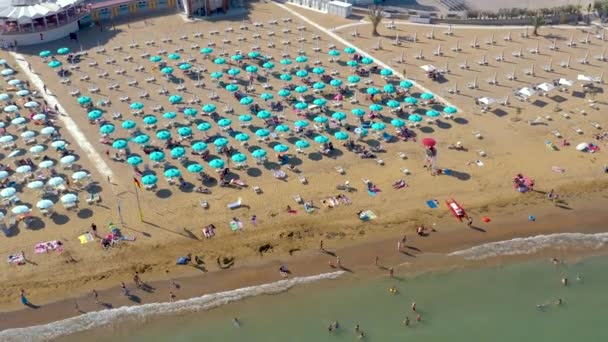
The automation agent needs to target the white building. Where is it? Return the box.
[285,0,352,17]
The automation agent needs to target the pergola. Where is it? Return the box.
[0,0,87,33]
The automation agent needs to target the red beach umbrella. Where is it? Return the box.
[422,137,436,147]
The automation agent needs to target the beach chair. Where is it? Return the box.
[591,122,602,129]
[253,186,262,194]
[293,194,303,204]
[400,168,410,175]
[335,166,345,174]
[86,193,101,205]
[472,131,483,139]
[376,159,385,165]
[572,127,583,134]
[227,198,242,209]
[298,175,307,184]
[550,130,562,138]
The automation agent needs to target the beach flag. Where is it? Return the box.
[133,177,142,189]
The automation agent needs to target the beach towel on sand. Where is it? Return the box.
[78,233,94,244]
[230,221,243,231]
[7,252,25,265]
[426,200,438,209]
[34,240,64,254]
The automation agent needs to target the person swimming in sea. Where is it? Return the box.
[232,318,241,327]
[403,317,410,326]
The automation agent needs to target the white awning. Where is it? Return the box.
[0,0,80,23]
[517,87,536,98]
[420,64,436,72]
[478,97,495,105]
[537,82,555,93]
[577,74,592,82]
[558,78,573,87]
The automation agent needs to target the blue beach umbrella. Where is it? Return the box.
[231,153,247,163]
[142,175,158,185]
[168,53,181,60]
[328,49,340,57]
[347,75,360,83]
[444,106,458,114]
[400,80,414,88]
[280,73,292,81]
[197,122,212,131]
[257,110,271,119]
[39,50,52,57]
[217,118,232,127]
[383,84,396,94]
[294,120,309,128]
[127,155,143,166]
[278,89,291,97]
[164,168,181,178]
[367,87,380,95]
[169,95,183,104]
[280,58,292,65]
[130,102,144,110]
[408,114,423,122]
[312,67,325,75]
[391,118,406,128]
[330,79,343,87]
[361,57,374,65]
[171,146,186,158]
[294,102,308,110]
[245,65,258,73]
[209,159,225,169]
[200,47,213,54]
[261,92,274,100]
[296,70,308,78]
[314,135,329,144]
[57,47,70,55]
[334,131,349,140]
[143,115,158,125]
[210,71,223,79]
[213,57,226,65]
[421,92,435,100]
[313,98,327,106]
[133,134,150,144]
[332,112,347,121]
[295,85,308,93]
[161,67,174,74]
[179,63,192,70]
[295,140,310,149]
[346,60,359,68]
[77,96,91,105]
[202,104,216,113]
[263,62,275,69]
[163,111,177,119]
[192,142,208,152]
[112,139,128,149]
[226,84,239,92]
[239,114,252,122]
[248,51,260,58]
[227,68,241,76]
[100,124,115,135]
[252,149,267,159]
[351,108,366,117]
[369,104,383,111]
[149,56,162,62]
[156,130,171,140]
[121,120,137,130]
[344,47,356,54]
[371,122,386,131]
[273,144,289,153]
[296,55,308,63]
[178,126,192,137]
[187,163,204,173]
[213,137,229,147]
[231,54,244,61]
[314,116,328,123]
[255,128,270,137]
[48,60,62,68]
[240,97,254,105]
[405,97,418,105]
[313,82,325,90]
[380,69,393,76]
[275,124,289,132]
[235,133,250,142]
[387,100,400,108]
[426,110,440,118]
[149,151,165,161]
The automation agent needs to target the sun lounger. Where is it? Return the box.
[591,122,602,129]
[227,198,242,209]
[551,130,562,138]
[200,200,208,209]
[472,131,483,139]
[572,127,583,134]
[335,166,345,174]
[293,194,303,204]
[298,175,307,184]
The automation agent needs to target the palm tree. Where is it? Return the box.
[531,13,544,36]
[368,6,383,37]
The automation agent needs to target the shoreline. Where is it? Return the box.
[1,190,607,331]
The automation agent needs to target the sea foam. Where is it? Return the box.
[0,271,345,342]
[449,232,608,260]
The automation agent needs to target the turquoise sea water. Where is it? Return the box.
[66,254,608,342]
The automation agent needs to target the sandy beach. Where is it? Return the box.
[0,0,606,333]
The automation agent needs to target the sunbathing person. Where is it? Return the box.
[393,180,406,189]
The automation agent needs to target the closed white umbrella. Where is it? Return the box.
[24,101,39,108]
[420,64,436,72]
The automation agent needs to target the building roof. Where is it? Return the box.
[0,0,81,23]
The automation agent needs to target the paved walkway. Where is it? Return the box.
[273,2,460,111]
[330,20,599,32]
[9,51,116,181]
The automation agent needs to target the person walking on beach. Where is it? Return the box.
[92,290,100,304]
[375,256,379,267]
[389,267,394,278]
[121,282,130,297]
[134,272,142,288]
[20,289,29,306]
[403,316,410,326]
[336,256,341,268]
[169,291,176,303]
[319,239,324,251]
[397,240,403,252]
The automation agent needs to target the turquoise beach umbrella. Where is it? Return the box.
[329,49,340,57]
[280,73,292,81]
[444,106,457,114]
[133,134,150,144]
[143,115,158,125]
[246,65,258,73]
[227,68,241,76]
[261,92,274,100]
[218,118,232,127]
[314,116,328,123]
[278,89,291,97]
[312,67,325,75]
[122,120,137,130]
[421,92,435,100]
[347,75,360,83]
[313,82,325,90]
[387,100,400,108]
[192,142,208,152]
[384,84,396,94]
[369,104,383,111]
[161,67,174,74]
[100,124,115,134]
[231,54,244,61]
[214,57,226,65]
[426,110,440,117]
[296,70,308,78]
[210,71,223,79]
[409,114,423,122]
[226,84,239,92]
[252,149,267,158]
[334,131,349,140]
[156,130,171,140]
[48,60,62,68]
[240,97,254,105]
[171,147,186,158]
[239,114,252,122]
[187,163,204,173]
[183,108,198,117]
[164,168,181,178]
[178,126,192,136]
[235,133,250,142]
[296,55,308,63]
[314,135,329,143]
[39,50,52,57]
[127,155,143,166]
[405,97,418,105]
[77,96,91,105]
[400,80,413,88]
[380,69,393,76]
[280,58,292,65]
[294,120,309,128]
[361,57,374,65]
[209,159,225,169]
[200,47,213,54]
[57,47,70,55]
[371,122,386,131]
[274,144,289,153]
[149,151,165,161]
[231,153,247,163]
[295,140,310,148]
[313,98,327,106]
[149,56,162,62]
[295,85,308,93]
[295,102,308,110]
[255,128,270,137]
[263,62,275,69]
[130,102,144,110]
[214,137,229,146]
[197,122,212,131]
[163,111,177,119]
[142,175,158,185]
[275,124,290,132]
[112,139,128,149]
[391,118,406,128]
[332,112,347,121]
[346,60,359,68]
[367,87,380,95]
[248,51,260,58]
[168,53,181,60]
[257,110,271,119]
[344,47,356,54]
[178,63,192,70]
[330,79,343,87]
[202,104,216,113]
